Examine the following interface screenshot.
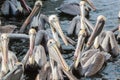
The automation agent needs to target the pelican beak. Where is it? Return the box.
[87,15,106,47]
[17,1,23,13]
[28,29,36,64]
[80,1,87,30]
[1,34,9,65]
[9,1,23,15]
[47,39,69,71]
[20,0,31,13]
[80,1,86,17]
[49,15,68,46]
[74,30,86,68]
[85,0,96,11]
[20,0,42,32]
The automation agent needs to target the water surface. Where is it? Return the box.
[1,0,120,80]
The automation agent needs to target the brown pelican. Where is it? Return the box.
[0,20,30,39]
[86,15,106,49]
[67,1,94,36]
[30,13,49,31]
[72,15,112,77]
[56,0,96,16]
[2,62,24,80]
[0,25,16,33]
[87,15,119,57]
[74,1,90,60]
[0,20,17,33]
[73,15,118,77]
[25,28,47,72]
[112,25,120,42]
[35,62,51,80]
[19,0,43,33]
[34,14,77,54]
[1,0,31,17]
[93,31,120,57]
[0,33,18,79]
[78,49,106,77]
[47,39,107,78]
[36,61,65,80]
[48,15,69,46]
[47,39,78,80]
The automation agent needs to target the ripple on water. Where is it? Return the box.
[1,0,120,80]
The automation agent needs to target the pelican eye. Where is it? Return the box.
[1,35,8,41]
[35,1,42,7]
[47,39,56,47]
[51,18,58,23]
[29,29,36,35]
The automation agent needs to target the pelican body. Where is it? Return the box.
[1,0,31,17]
[0,34,18,79]
[56,0,96,16]
[24,29,47,80]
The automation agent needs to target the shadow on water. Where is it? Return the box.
[1,0,120,80]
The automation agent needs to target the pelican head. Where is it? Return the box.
[19,0,42,32]
[80,1,86,6]
[87,15,106,47]
[0,34,9,75]
[35,0,42,7]
[49,15,68,46]
[47,39,69,71]
[83,0,96,11]
[28,29,36,65]
[97,15,106,21]
[1,34,9,59]
[32,0,42,14]
[31,0,42,17]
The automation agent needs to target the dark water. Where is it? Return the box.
[1,0,120,80]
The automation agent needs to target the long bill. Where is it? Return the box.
[85,0,96,11]
[47,39,70,71]
[28,29,36,64]
[49,15,68,46]
[86,15,106,47]
[20,0,31,13]
[19,1,42,33]
[29,29,36,55]
[74,32,85,68]
[74,1,87,68]
[80,1,85,18]
[1,34,9,73]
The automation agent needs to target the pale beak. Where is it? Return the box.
[47,39,69,71]
[85,0,96,11]
[87,15,106,47]
[50,19,68,46]
[19,1,42,33]
[28,29,36,64]
[1,34,9,64]
[20,0,31,13]
[80,1,86,17]
[74,34,85,68]
[29,34,35,56]
[80,1,87,30]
